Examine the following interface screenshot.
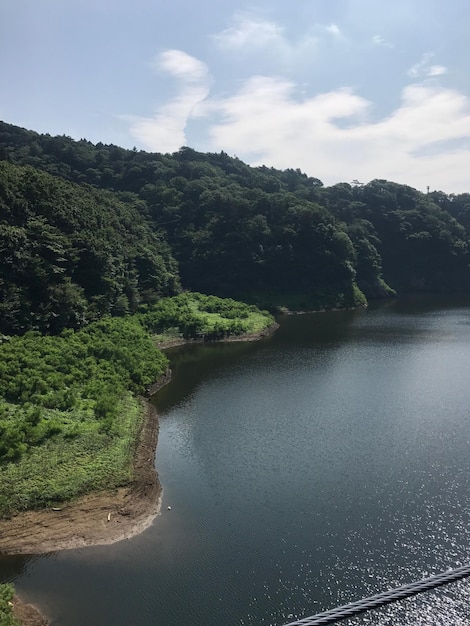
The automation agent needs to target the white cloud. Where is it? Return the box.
[408,53,447,78]
[156,49,209,82]
[213,15,284,49]
[372,34,393,48]
[203,78,470,193]
[126,50,211,153]
[207,77,369,150]
[214,14,345,54]
[325,23,342,37]
[125,50,470,192]
[212,12,323,69]
[408,52,433,77]
[428,65,447,76]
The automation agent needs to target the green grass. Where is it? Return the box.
[0,394,142,516]
[139,292,275,342]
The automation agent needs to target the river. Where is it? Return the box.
[2,296,470,625]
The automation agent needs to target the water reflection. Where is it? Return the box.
[0,554,41,584]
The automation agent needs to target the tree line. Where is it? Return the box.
[1,120,470,336]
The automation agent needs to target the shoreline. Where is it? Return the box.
[0,397,163,555]
[0,323,278,557]
[0,324,278,626]
[155,321,279,350]
[12,596,48,626]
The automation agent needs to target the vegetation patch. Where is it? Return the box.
[2,120,470,330]
[138,292,275,342]
[0,584,19,626]
[0,394,142,516]
[0,317,168,516]
[0,294,274,517]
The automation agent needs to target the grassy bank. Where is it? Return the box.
[138,292,276,344]
[0,314,168,516]
[0,393,143,516]
[0,294,275,517]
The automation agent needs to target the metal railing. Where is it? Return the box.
[283,563,470,625]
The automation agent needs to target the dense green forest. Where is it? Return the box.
[0,160,178,335]
[2,120,470,336]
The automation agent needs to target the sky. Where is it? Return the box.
[1,0,470,193]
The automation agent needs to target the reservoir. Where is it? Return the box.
[2,296,470,625]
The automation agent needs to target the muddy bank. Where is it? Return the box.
[156,321,279,349]
[12,596,49,626]
[0,399,162,555]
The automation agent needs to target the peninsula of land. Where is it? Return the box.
[0,399,161,555]
[0,321,278,556]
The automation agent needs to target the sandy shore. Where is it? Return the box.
[0,398,162,556]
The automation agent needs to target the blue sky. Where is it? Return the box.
[1,0,470,192]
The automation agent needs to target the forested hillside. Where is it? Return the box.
[1,120,470,335]
[0,160,178,334]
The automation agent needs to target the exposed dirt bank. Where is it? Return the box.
[0,399,162,556]
[12,596,49,626]
[156,321,279,349]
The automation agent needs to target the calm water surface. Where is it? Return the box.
[2,297,470,625]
